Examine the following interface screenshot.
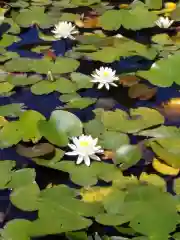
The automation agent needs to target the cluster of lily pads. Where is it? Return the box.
[0,0,180,239]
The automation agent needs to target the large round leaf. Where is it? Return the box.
[49,110,83,137]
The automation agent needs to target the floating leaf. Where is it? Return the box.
[137,125,180,138]
[120,75,140,87]
[99,131,129,150]
[86,47,120,63]
[54,78,77,93]
[15,6,55,28]
[100,107,164,133]
[49,110,83,137]
[38,120,68,147]
[16,143,55,158]
[32,148,65,167]
[99,10,122,30]
[1,219,31,240]
[71,0,100,6]
[125,185,178,238]
[121,5,158,30]
[0,161,15,189]
[0,121,22,148]
[57,161,123,186]
[19,110,45,143]
[70,72,93,89]
[152,158,179,176]
[145,0,162,9]
[149,140,180,168]
[152,34,174,45]
[0,116,8,127]
[139,172,165,190]
[128,83,157,100]
[10,182,40,211]
[96,213,129,226]
[8,168,36,189]
[114,144,142,170]
[7,74,41,86]
[0,82,14,93]
[63,97,96,109]
[80,186,113,203]
[137,53,180,87]
[0,104,25,117]
[174,178,180,195]
[31,81,55,95]
[0,34,20,47]
[4,57,80,74]
[59,93,81,102]
[51,57,80,74]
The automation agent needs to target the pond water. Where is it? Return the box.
[0,0,180,240]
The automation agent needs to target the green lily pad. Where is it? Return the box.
[49,110,83,137]
[38,120,68,147]
[0,82,14,93]
[137,53,180,87]
[54,78,78,93]
[0,161,15,189]
[114,144,142,170]
[15,6,55,28]
[1,219,31,240]
[10,182,40,211]
[8,168,36,189]
[63,97,97,109]
[31,81,55,95]
[99,131,129,150]
[70,72,93,89]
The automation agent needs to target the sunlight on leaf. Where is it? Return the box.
[152,158,179,176]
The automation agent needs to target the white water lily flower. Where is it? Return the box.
[155,17,174,28]
[114,34,124,38]
[91,67,119,90]
[52,21,78,40]
[151,62,159,69]
[66,135,103,167]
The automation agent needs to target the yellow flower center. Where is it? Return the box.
[103,71,109,77]
[80,141,89,147]
[165,2,176,11]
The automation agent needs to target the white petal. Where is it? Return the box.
[72,137,79,146]
[93,138,98,145]
[76,155,84,165]
[91,79,99,83]
[68,144,76,150]
[98,83,104,89]
[96,69,101,75]
[65,151,78,156]
[110,82,118,87]
[69,35,75,40]
[96,149,104,153]
[84,156,91,166]
[90,154,101,161]
[105,83,110,90]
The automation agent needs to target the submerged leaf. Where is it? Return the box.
[128,83,157,100]
[16,143,55,158]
